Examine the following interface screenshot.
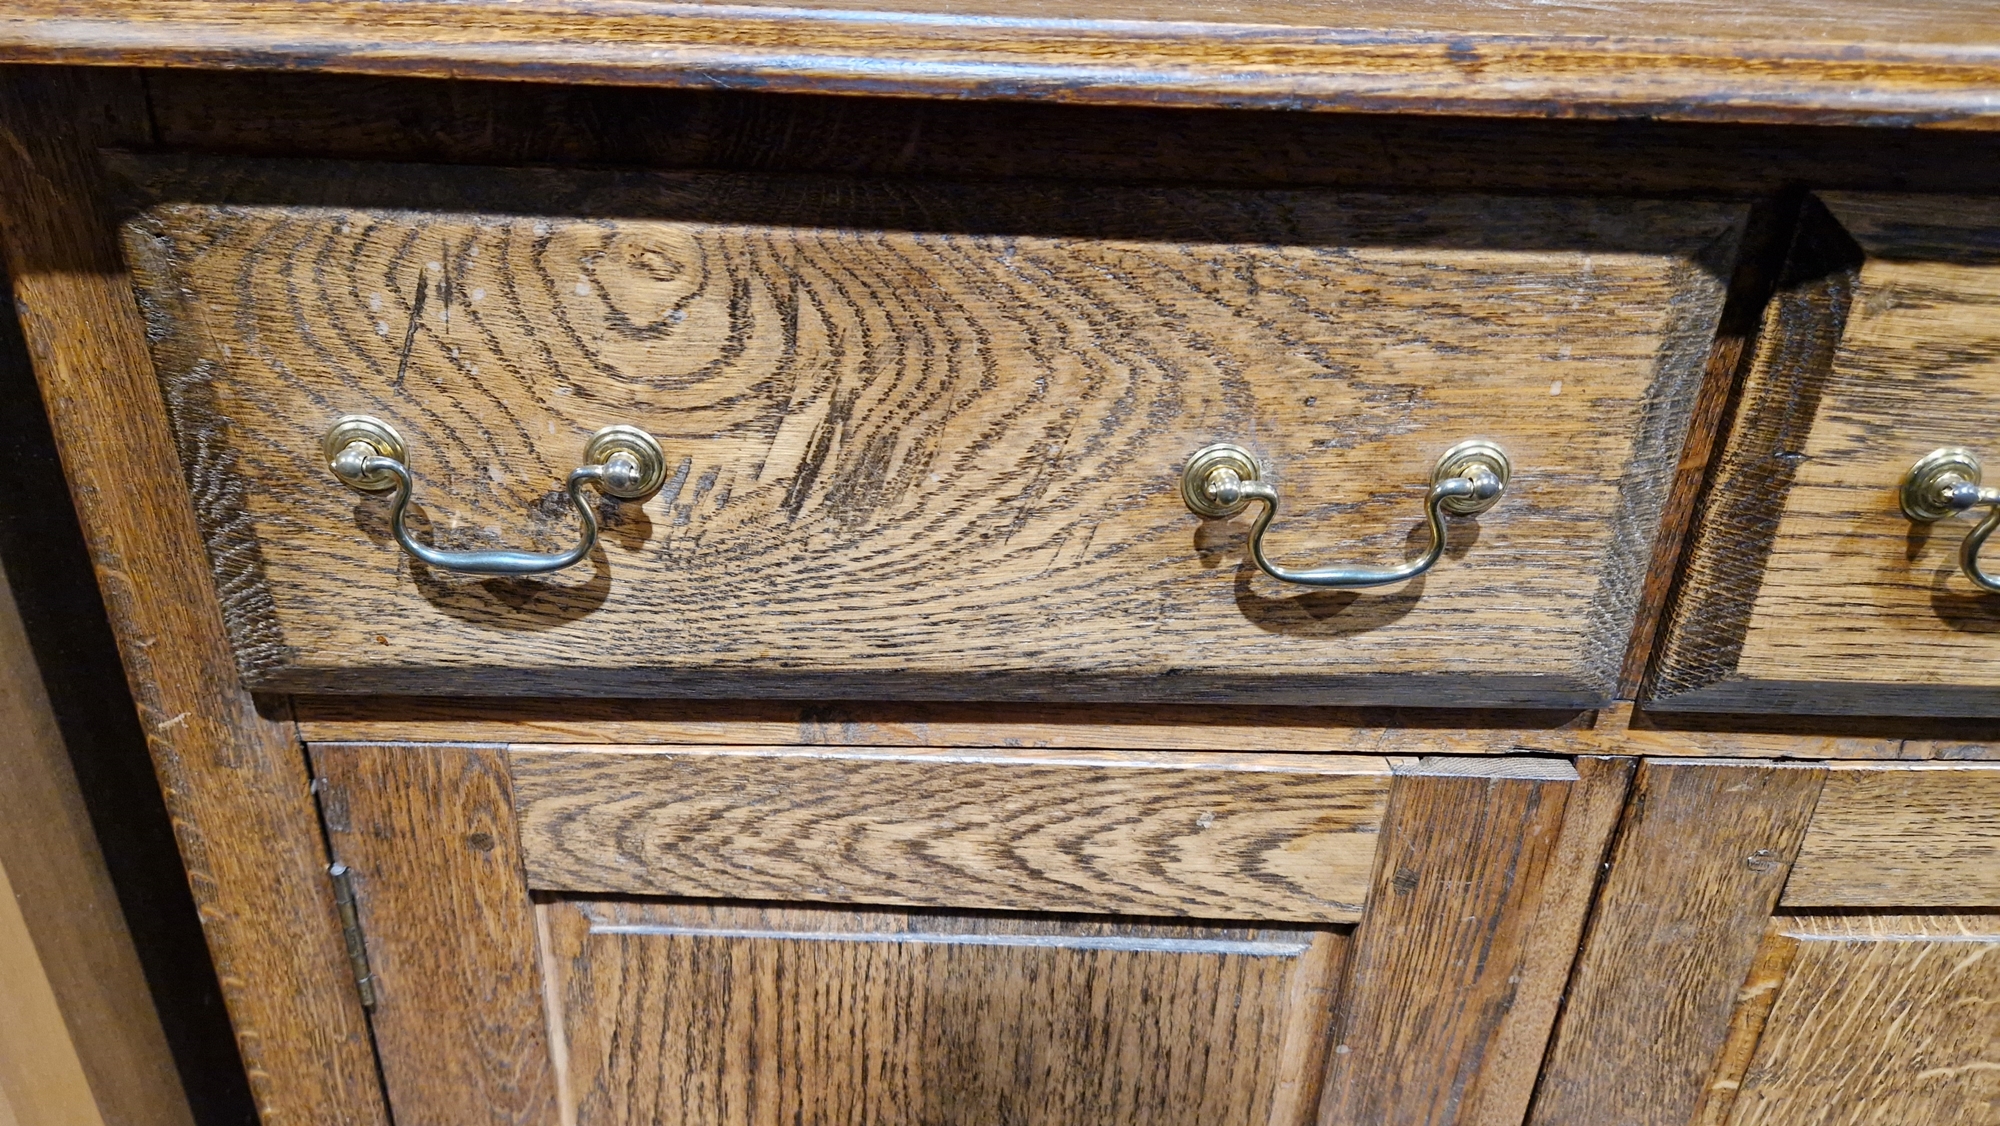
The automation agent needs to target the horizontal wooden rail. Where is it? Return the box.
[510,744,1393,922]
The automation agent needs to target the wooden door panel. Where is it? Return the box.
[1539,759,2000,1126]
[1714,915,2000,1126]
[545,899,1344,1126]
[116,153,1742,706]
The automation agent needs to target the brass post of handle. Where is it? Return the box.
[324,415,666,576]
[1900,447,2000,593]
[1181,439,1509,589]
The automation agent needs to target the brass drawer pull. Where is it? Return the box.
[1901,447,2000,593]
[1181,440,1509,589]
[323,415,665,576]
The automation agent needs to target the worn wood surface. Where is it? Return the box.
[1529,759,1826,1126]
[137,71,2000,203]
[512,745,1390,922]
[544,897,1346,1126]
[0,563,193,1126]
[1783,762,2000,908]
[1318,756,1577,1126]
[7,0,2000,127]
[118,152,1736,704]
[1690,919,1801,1126]
[292,696,2000,760]
[1653,191,2000,715]
[1725,914,2000,1126]
[312,742,557,1126]
[1463,755,1634,1126]
[0,66,386,1125]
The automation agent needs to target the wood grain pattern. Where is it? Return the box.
[1653,191,2000,715]
[8,0,2000,127]
[1318,756,1577,1126]
[117,152,1739,705]
[511,745,1391,922]
[1528,759,1826,1126]
[1783,762,2000,908]
[544,897,1346,1126]
[0,66,387,1125]
[312,742,557,1126]
[1691,919,1802,1126]
[1725,914,2000,1126]
[0,562,193,1126]
[292,696,2000,761]
[1462,755,1635,1126]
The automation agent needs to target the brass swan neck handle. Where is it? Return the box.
[324,415,665,576]
[1901,447,2000,594]
[1181,440,1509,589]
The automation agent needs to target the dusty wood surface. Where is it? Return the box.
[6,0,2000,127]
[313,742,557,1126]
[1529,758,1825,1126]
[1783,762,2000,908]
[0,563,192,1126]
[0,66,385,1125]
[118,152,1736,704]
[1317,756,1577,1126]
[1725,914,2000,1126]
[293,696,2000,760]
[544,897,1346,1125]
[137,71,2000,202]
[1652,191,2000,715]
[511,745,1390,922]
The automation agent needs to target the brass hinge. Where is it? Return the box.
[328,864,378,1009]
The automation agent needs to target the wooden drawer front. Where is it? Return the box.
[1652,192,2000,715]
[312,745,1618,1126]
[115,154,1742,705]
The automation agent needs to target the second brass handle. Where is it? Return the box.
[1901,447,2000,594]
[324,415,666,576]
[1182,440,1509,589]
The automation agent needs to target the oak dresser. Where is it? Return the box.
[0,4,1995,1124]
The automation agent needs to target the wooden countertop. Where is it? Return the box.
[1,0,1998,128]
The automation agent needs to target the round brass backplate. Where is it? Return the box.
[1900,447,1983,522]
[323,415,407,492]
[582,425,668,499]
[1182,443,1262,517]
[1433,439,1511,516]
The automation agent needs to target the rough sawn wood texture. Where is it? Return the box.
[116,153,1741,706]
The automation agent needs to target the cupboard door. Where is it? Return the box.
[311,743,1620,1126]
[1536,760,2000,1126]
